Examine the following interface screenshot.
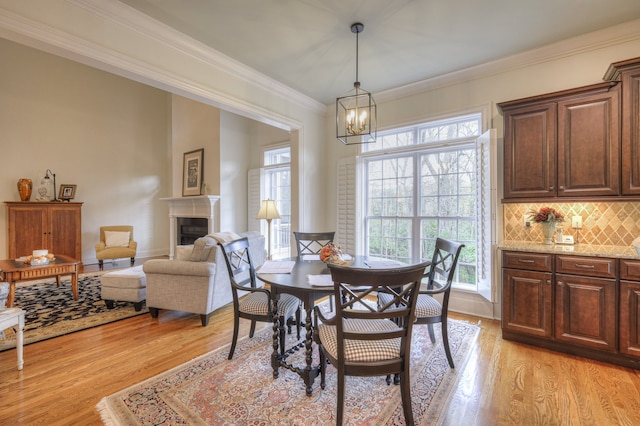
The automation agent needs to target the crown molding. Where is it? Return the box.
[375,18,640,104]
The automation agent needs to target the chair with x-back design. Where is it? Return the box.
[220,237,301,360]
[293,231,335,260]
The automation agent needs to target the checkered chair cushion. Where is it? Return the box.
[379,292,442,319]
[239,291,299,317]
[318,318,402,362]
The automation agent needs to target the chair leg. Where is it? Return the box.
[319,350,326,389]
[200,314,210,327]
[249,320,257,338]
[130,257,135,266]
[427,323,436,343]
[441,318,454,368]
[104,300,115,309]
[149,307,159,318]
[228,314,240,360]
[278,316,286,355]
[399,369,415,426]
[98,260,104,271]
[295,306,301,340]
[336,371,345,426]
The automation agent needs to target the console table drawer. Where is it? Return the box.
[556,255,616,278]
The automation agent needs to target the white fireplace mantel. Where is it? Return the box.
[161,195,220,259]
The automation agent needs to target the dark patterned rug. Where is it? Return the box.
[0,273,148,351]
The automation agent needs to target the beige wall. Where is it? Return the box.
[0,38,172,263]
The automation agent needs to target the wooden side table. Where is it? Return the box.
[0,308,25,370]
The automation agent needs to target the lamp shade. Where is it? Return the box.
[256,199,280,220]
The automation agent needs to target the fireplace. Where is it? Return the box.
[177,217,208,245]
[161,195,220,259]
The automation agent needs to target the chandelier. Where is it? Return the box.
[336,22,377,145]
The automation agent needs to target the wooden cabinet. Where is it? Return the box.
[6,202,83,261]
[620,259,640,358]
[604,57,640,195]
[502,254,553,338]
[555,256,617,353]
[498,82,620,200]
[502,250,640,369]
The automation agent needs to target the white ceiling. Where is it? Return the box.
[119,0,640,105]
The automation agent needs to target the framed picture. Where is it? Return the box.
[58,184,77,201]
[182,148,204,197]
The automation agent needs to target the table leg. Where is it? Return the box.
[16,312,24,370]
[303,303,314,396]
[271,297,280,379]
[56,275,61,287]
[71,273,78,300]
[7,281,15,308]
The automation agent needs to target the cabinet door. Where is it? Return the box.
[620,65,640,194]
[48,205,82,260]
[502,103,556,198]
[620,280,640,358]
[8,206,48,258]
[502,268,553,337]
[555,274,617,352]
[557,86,620,196]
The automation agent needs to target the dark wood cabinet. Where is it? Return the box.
[498,82,620,200]
[604,57,640,195]
[620,259,640,358]
[502,250,640,369]
[502,252,553,338]
[6,202,83,261]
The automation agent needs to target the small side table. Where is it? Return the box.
[0,308,25,370]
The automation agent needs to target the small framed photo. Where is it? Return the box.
[182,148,204,197]
[58,184,77,201]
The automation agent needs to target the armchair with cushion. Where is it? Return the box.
[143,231,266,326]
[95,225,137,270]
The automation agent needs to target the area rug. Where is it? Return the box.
[0,272,148,351]
[97,319,480,425]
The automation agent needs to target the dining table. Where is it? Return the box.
[257,255,406,396]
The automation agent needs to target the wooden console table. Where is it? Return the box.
[0,255,80,308]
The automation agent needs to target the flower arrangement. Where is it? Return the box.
[528,206,564,224]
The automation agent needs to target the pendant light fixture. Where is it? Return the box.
[336,22,377,145]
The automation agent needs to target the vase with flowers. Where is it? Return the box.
[528,206,564,245]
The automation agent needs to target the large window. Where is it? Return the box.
[262,146,291,259]
[363,114,482,289]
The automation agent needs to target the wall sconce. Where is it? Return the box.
[42,169,59,202]
[256,199,280,260]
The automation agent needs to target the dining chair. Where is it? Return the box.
[314,261,430,426]
[380,238,465,368]
[293,231,335,260]
[220,237,301,360]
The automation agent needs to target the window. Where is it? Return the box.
[363,114,485,290]
[262,146,291,259]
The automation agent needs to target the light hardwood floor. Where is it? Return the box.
[1,260,640,425]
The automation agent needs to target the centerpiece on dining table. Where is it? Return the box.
[528,206,564,245]
[319,243,354,266]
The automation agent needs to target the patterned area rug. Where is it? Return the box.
[97,319,480,425]
[0,272,148,351]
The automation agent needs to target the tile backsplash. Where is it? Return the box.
[503,201,640,246]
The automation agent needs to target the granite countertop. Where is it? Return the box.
[499,241,640,260]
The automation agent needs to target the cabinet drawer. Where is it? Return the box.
[620,259,640,281]
[502,251,552,272]
[556,255,616,278]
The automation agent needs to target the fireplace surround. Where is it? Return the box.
[161,196,220,259]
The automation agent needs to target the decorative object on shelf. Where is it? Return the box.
[633,237,640,256]
[528,206,565,245]
[320,243,354,265]
[182,148,204,197]
[17,178,32,201]
[336,22,377,145]
[41,169,58,201]
[58,184,77,201]
[256,199,280,260]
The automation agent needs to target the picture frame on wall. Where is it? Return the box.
[58,184,77,201]
[182,148,204,197]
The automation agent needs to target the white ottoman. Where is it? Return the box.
[101,265,146,311]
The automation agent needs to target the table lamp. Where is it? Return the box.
[256,199,280,260]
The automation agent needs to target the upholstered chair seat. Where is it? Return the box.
[95,225,137,270]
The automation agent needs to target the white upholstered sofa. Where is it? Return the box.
[142,231,266,326]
